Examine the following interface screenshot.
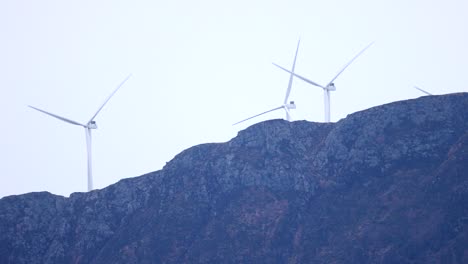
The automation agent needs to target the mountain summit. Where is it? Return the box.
[1,93,467,263]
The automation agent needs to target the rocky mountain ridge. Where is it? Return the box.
[1,93,467,263]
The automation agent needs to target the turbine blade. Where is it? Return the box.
[414,86,432,95]
[28,105,85,127]
[233,105,284,125]
[273,63,325,89]
[325,42,374,88]
[88,74,132,123]
[284,39,301,104]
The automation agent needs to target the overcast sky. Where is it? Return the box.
[0,0,467,197]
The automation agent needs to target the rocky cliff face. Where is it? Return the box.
[1,93,467,264]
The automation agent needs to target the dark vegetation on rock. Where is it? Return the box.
[1,93,467,263]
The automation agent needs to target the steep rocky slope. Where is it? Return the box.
[1,93,467,263]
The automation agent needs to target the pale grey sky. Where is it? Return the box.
[1,0,467,197]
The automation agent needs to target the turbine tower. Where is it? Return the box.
[29,74,132,191]
[233,40,300,125]
[274,42,373,122]
[414,86,432,95]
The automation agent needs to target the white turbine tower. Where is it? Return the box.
[414,86,432,95]
[233,40,301,125]
[29,74,132,192]
[274,42,373,122]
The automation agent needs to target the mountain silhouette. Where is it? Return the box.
[1,93,467,263]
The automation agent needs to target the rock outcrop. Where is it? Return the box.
[1,93,467,263]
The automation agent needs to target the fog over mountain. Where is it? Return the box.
[1,93,467,263]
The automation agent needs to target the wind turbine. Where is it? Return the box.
[414,86,432,95]
[273,42,373,122]
[29,74,132,192]
[233,40,301,125]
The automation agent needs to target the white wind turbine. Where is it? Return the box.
[233,40,301,125]
[274,42,373,122]
[414,86,432,95]
[29,74,132,192]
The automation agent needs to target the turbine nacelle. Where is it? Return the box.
[87,121,98,129]
[326,83,336,91]
[285,101,296,109]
